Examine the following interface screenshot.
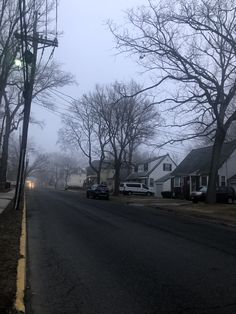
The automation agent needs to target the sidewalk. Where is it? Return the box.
[0,189,15,214]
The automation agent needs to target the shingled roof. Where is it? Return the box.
[172,140,236,176]
[126,155,168,180]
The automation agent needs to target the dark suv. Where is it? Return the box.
[86,184,110,200]
[216,186,235,203]
[190,186,235,203]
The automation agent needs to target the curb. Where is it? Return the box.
[15,198,26,313]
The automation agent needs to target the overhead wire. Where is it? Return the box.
[50,88,78,102]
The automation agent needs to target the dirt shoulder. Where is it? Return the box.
[0,201,23,314]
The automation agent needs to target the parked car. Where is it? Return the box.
[86,184,109,200]
[190,186,236,203]
[216,186,236,203]
[190,186,207,202]
[120,182,154,196]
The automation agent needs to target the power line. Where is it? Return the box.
[51,88,78,101]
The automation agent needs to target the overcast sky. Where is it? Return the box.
[28,0,187,161]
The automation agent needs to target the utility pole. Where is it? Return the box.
[14,11,58,210]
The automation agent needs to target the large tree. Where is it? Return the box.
[109,0,236,203]
[59,81,160,194]
[100,81,160,195]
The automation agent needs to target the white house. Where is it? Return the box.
[171,140,236,199]
[66,168,86,189]
[125,154,177,195]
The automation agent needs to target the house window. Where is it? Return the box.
[174,177,181,187]
[144,163,149,172]
[138,165,144,172]
[201,176,207,187]
[150,178,154,187]
[221,176,226,186]
[163,163,172,171]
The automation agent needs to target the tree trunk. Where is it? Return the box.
[0,113,10,183]
[97,171,101,184]
[113,162,121,196]
[206,130,225,204]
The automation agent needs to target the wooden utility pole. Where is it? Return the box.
[14,11,58,210]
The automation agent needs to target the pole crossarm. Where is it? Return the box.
[14,32,58,48]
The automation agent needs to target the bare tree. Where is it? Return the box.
[0,0,74,184]
[0,59,74,183]
[58,87,109,184]
[99,81,160,195]
[59,81,160,192]
[109,0,236,203]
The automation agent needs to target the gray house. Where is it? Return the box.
[171,140,236,199]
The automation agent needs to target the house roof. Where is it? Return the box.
[126,172,148,180]
[155,173,174,183]
[126,155,168,180]
[229,174,236,181]
[135,155,168,166]
[172,140,236,177]
[86,160,114,175]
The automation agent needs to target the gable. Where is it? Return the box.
[148,154,176,176]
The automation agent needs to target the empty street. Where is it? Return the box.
[26,188,236,314]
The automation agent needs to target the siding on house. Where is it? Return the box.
[218,149,236,181]
[67,172,86,188]
[148,155,175,184]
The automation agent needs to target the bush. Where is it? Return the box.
[161,191,172,198]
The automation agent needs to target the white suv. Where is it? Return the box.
[120,182,154,196]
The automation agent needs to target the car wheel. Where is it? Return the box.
[86,193,89,198]
[128,191,132,196]
[106,196,109,200]
[146,192,151,196]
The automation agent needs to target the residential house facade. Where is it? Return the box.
[171,141,236,199]
[125,154,177,195]
[66,168,87,189]
[86,160,115,190]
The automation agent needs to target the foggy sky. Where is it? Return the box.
[28,0,187,161]
[29,0,147,153]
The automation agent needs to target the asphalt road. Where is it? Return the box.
[26,188,236,314]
